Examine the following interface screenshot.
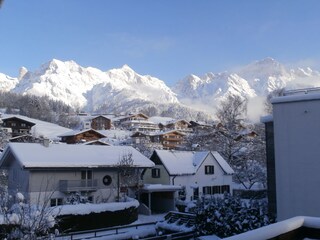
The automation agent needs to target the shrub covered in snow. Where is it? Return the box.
[0,191,57,239]
[194,193,271,238]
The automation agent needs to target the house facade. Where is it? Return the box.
[2,116,36,137]
[91,115,112,130]
[189,120,214,133]
[159,119,192,133]
[0,143,154,206]
[143,150,234,201]
[120,120,160,132]
[115,113,149,125]
[131,130,186,150]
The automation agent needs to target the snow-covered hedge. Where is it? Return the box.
[194,193,271,238]
[55,199,140,232]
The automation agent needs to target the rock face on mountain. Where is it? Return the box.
[11,59,178,110]
[174,58,320,103]
[1,57,320,121]
[0,73,19,92]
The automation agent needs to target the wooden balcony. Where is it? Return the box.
[59,179,98,192]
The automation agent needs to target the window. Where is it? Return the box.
[193,187,199,200]
[21,123,26,127]
[212,185,221,194]
[151,168,160,178]
[203,186,212,195]
[50,198,63,207]
[205,165,214,174]
[178,186,186,200]
[221,185,230,194]
[81,170,92,180]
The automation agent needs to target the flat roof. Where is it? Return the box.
[271,92,320,104]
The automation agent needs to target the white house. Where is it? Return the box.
[143,150,234,201]
[0,143,154,206]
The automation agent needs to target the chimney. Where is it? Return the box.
[42,138,50,147]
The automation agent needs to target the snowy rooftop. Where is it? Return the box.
[121,119,159,125]
[260,114,273,123]
[2,114,72,140]
[154,150,233,175]
[222,216,320,240]
[58,128,106,137]
[1,143,155,169]
[141,184,182,192]
[148,116,176,124]
[271,92,320,104]
[161,119,190,126]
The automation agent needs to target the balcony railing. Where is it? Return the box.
[59,179,98,192]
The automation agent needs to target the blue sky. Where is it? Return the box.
[1,0,320,86]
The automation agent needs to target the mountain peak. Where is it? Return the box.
[255,57,279,66]
[18,66,28,80]
[120,64,134,72]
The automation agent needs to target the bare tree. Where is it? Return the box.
[264,88,285,114]
[214,96,267,189]
[117,152,142,202]
[214,95,248,161]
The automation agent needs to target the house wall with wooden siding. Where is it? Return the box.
[62,130,104,144]
[2,118,35,137]
[91,116,111,130]
[160,132,185,149]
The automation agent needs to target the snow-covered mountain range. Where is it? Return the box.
[1,57,320,121]
[174,57,320,105]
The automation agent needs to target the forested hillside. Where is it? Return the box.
[0,92,79,128]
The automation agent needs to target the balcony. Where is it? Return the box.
[59,179,98,192]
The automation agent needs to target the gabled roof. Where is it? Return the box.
[58,128,106,138]
[2,116,36,126]
[0,143,155,169]
[91,115,112,121]
[115,113,149,121]
[83,140,111,146]
[153,150,234,176]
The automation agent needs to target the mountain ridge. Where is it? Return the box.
[1,58,320,121]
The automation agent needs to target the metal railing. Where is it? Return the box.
[54,221,158,240]
[284,87,320,96]
[59,179,98,192]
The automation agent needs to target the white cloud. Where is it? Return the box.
[247,96,267,122]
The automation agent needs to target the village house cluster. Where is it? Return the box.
[0,112,235,218]
[2,86,320,239]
